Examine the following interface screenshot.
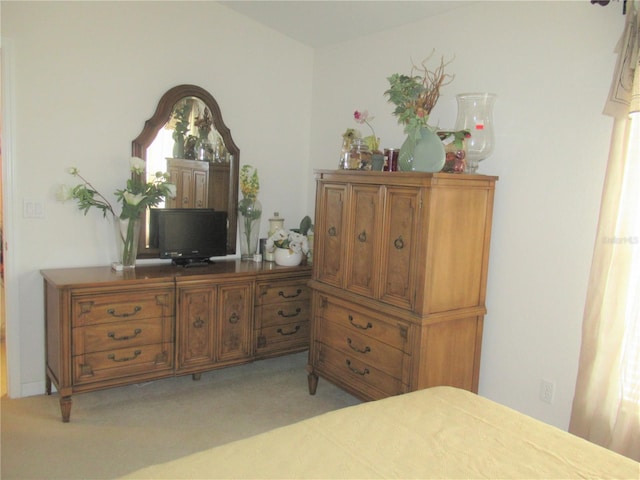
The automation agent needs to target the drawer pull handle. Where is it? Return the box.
[279,289,302,299]
[107,306,142,318]
[107,350,141,363]
[278,308,301,318]
[277,325,301,336]
[394,236,404,250]
[328,226,337,237]
[346,359,369,376]
[229,312,240,324]
[347,337,371,354]
[348,315,372,330]
[193,318,205,328]
[107,328,142,341]
[357,231,367,242]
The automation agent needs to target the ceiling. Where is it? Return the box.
[220,1,476,48]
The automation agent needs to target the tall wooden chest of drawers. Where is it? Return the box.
[307,171,497,401]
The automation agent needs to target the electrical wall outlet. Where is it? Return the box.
[23,199,45,218]
[540,379,555,404]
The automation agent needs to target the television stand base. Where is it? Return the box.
[174,259,214,268]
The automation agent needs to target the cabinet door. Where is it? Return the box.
[315,183,347,288]
[345,185,381,298]
[193,169,209,208]
[379,187,422,310]
[177,286,216,370]
[166,164,194,209]
[216,282,252,362]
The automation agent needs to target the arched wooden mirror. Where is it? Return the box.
[132,84,239,258]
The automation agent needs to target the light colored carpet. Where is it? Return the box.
[0,352,359,480]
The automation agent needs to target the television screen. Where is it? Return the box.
[150,208,228,266]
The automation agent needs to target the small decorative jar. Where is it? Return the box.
[347,138,372,170]
[265,212,285,262]
[339,137,352,169]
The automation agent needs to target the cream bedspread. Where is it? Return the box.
[122,386,639,479]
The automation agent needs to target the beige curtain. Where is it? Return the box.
[569,2,640,462]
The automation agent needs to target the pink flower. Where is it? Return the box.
[352,109,379,151]
[354,110,369,124]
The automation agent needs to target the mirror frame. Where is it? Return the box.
[132,84,239,258]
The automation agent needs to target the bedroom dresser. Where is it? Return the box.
[42,261,311,422]
[307,170,497,400]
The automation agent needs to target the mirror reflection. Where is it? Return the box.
[132,85,239,258]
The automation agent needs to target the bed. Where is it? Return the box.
[122,386,639,479]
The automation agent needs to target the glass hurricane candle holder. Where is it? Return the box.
[454,93,496,174]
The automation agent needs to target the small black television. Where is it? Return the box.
[149,208,228,266]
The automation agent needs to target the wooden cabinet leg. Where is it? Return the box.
[59,396,72,423]
[192,373,202,381]
[45,376,52,395]
[307,372,318,395]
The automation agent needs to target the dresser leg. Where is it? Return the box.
[45,376,52,395]
[307,372,318,395]
[192,373,202,381]
[59,396,72,423]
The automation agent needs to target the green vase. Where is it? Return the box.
[398,127,446,172]
[173,133,185,158]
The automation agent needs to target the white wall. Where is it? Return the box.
[310,1,622,429]
[1,1,314,395]
[1,0,625,432]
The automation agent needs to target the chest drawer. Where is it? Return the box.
[315,343,406,399]
[256,280,310,305]
[72,289,174,327]
[256,321,310,354]
[72,317,174,355]
[255,300,309,328]
[73,342,174,385]
[320,296,410,352]
[317,319,406,379]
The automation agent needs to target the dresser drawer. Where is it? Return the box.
[256,300,309,328]
[320,296,410,351]
[72,290,173,327]
[318,318,406,379]
[72,317,174,355]
[256,280,310,305]
[256,321,309,354]
[315,343,406,398]
[73,342,174,385]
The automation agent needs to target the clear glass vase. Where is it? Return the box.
[238,197,262,260]
[114,216,141,268]
[454,93,496,174]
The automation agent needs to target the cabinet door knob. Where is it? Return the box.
[393,236,405,250]
[328,226,337,237]
[193,318,205,328]
[357,231,367,242]
[229,312,240,324]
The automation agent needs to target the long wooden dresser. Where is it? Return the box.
[307,170,497,401]
[42,260,311,422]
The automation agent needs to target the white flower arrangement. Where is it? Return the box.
[266,229,309,255]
